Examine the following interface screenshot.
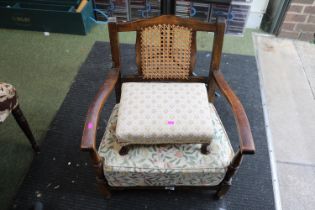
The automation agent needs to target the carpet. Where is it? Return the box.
[12,42,275,210]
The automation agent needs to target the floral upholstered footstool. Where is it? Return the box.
[0,82,39,153]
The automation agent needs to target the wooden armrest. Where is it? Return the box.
[213,71,255,154]
[81,68,120,152]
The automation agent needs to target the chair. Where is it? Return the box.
[0,82,40,153]
[81,15,255,199]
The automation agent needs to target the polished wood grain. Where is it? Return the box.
[80,67,120,198]
[108,17,122,103]
[116,15,217,32]
[135,31,142,74]
[12,105,40,153]
[108,17,120,68]
[121,75,208,83]
[189,31,197,75]
[80,68,120,152]
[213,71,255,154]
[208,16,226,102]
[216,150,243,198]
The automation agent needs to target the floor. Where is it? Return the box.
[0,25,258,210]
[254,35,315,210]
[2,22,314,210]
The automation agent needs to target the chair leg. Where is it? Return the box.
[215,179,232,199]
[96,177,111,199]
[91,153,112,199]
[215,150,243,199]
[12,105,40,154]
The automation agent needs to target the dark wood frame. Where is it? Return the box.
[81,15,255,199]
[11,105,40,153]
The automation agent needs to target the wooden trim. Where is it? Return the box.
[216,150,243,198]
[121,75,208,83]
[108,17,120,68]
[207,76,217,102]
[115,71,122,103]
[81,67,120,153]
[210,17,225,72]
[208,17,226,101]
[189,31,197,75]
[213,71,255,154]
[81,68,120,198]
[116,15,217,32]
[12,105,40,153]
[135,31,142,75]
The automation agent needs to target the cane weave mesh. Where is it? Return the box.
[140,24,193,79]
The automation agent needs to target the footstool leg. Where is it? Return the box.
[12,106,40,153]
[201,143,210,154]
[119,146,129,156]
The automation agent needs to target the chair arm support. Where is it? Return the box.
[213,71,255,154]
[81,68,120,154]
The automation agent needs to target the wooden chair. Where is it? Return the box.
[0,82,40,153]
[81,15,255,199]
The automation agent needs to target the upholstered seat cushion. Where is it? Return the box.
[98,104,234,187]
[116,82,214,146]
[0,83,18,122]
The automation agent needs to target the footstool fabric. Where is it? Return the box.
[116,82,214,146]
[0,83,18,122]
[98,104,234,187]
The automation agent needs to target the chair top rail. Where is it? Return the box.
[110,15,220,32]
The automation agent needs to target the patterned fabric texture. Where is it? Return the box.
[0,83,18,122]
[98,104,234,187]
[116,82,214,146]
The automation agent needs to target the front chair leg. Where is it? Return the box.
[215,150,243,199]
[91,154,111,199]
[12,105,40,153]
[96,177,111,199]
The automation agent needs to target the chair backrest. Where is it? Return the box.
[108,15,225,99]
[139,24,193,79]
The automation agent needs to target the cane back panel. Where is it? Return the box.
[138,24,194,80]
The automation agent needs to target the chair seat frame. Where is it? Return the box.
[81,15,255,199]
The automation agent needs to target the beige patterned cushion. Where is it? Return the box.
[0,83,18,122]
[98,104,234,187]
[116,82,214,146]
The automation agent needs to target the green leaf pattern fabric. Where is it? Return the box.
[98,104,234,187]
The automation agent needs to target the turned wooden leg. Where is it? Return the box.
[119,145,129,156]
[215,150,243,199]
[12,105,40,154]
[201,143,210,155]
[215,179,232,199]
[90,152,111,199]
[96,177,111,199]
